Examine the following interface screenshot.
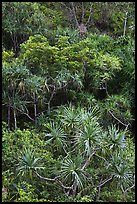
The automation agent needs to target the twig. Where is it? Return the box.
[123,175,135,199]
[35,171,72,190]
[96,177,113,188]
[48,85,56,113]
[81,151,95,171]
[35,171,56,181]
[81,2,85,23]
[10,105,34,121]
[85,3,93,26]
[96,176,103,201]
[56,179,72,190]
[108,110,129,127]
[124,183,135,196]
[62,145,68,155]
[71,2,79,28]
[95,153,107,162]
[60,2,72,13]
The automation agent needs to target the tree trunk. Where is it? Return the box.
[8,105,11,131]
[71,181,78,197]
[123,11,128,36]
[13,108,17,130]
[34,93,37,127]
[34,103,37,127]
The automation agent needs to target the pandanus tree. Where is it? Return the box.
[24,75,48,127]
[59,155,89,197]
[15,105,134,200]
[2,61,31,130]
[16,148,45,182]
[105,149,134,202]
[44,121,68,154]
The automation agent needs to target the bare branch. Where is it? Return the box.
[97,177,113,188]
[108,110,129,127]
[123,11,128,36]
[123,175,135,198]
[85,3,93,26]
[81,2,85,23]
[35,171,72,190]
[81,151,95,171]
[10,105,34,121]
[60,2,72,13]
[56,179,72,190]
[71,2,79,28]
[95,153,107,162]
[96,176,103,201]
[35,171,56,181]
[124,183,135,196]
[47,85,56,113]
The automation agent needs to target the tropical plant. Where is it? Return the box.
[44,122,68,154]
[107,150,134,191]
[73,121,102,156]
[56,103,82,134]
[2,2,135,201]
[60,155,88,197]
[16,148,44,180]
[107,125,127,150]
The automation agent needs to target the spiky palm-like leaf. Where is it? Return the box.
[16,148,44,178]
[60,155,87,190]
[108,125,126,150]
[56,104,100,134]
[59,104,82,130]
[73,120,102,156]
[107,150,133,189]
[44,122,67,152]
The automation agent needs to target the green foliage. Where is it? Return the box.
[2,103,135,201]
[2,127,55,171]
[2,2,135,202]
[2,2,46,34]
[15,181,38,202]
[90,53,121,88]
[19,34,55,75]
[98,94,133,128]
[56,103,83,133]
[54,26,80,44]
[44,121,67,154]
[2,50,15,63]
[60,155,87,190]
[16,148,44,180]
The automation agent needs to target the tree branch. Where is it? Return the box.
[95,153,107,162]
[60,2,72,13]
[71,2,79,28]
[81,151,95,171]
[10,105,34,121]
[97,177,113,188]
[35,171,57,181]
[124,183,135,196]
[56,179,72,190]
[47,85,56,113]
[96,176,103,201]
[35,171,72,190]
[123,2,130,36]
[123,11,128,36]
[85,3,93,26]
[123,175,135,199]
[81,2,85,23]
[108,110,129,127]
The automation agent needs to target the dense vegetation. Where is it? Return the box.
[2,2,135,202]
